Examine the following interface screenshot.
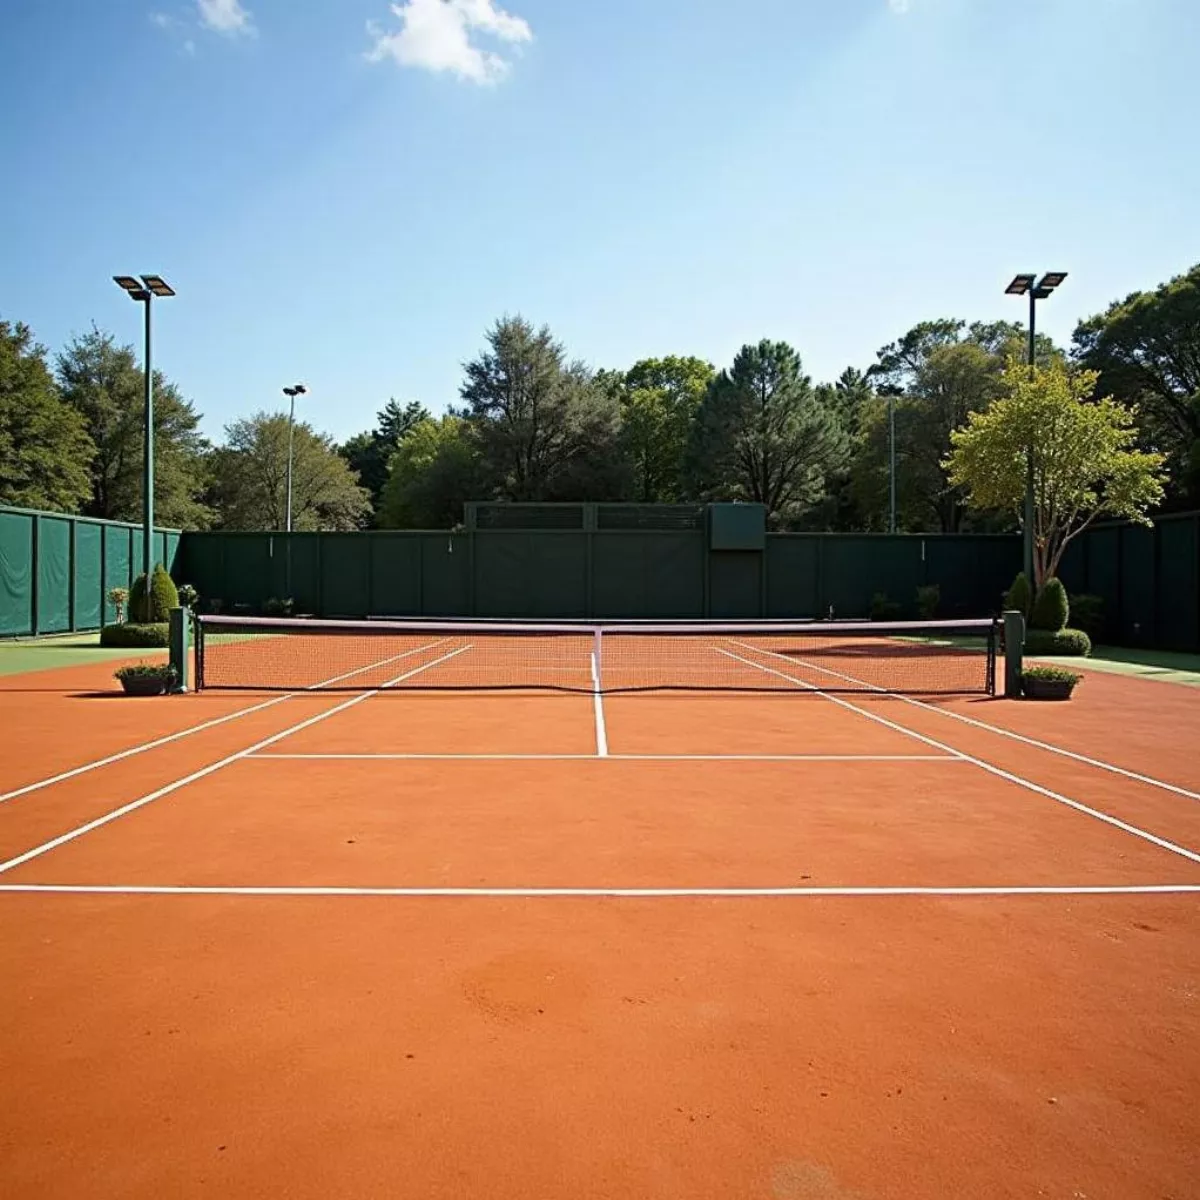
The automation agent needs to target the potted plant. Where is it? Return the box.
[1021,665,1081,701]
[114,663,177,697]
[178,583,199,609]
[107,586,130,624]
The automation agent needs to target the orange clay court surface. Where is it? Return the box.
[1,634,1198,1200]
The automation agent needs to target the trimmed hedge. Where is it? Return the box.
[916,584,940,620]
[1004,571,1032,619]
[100,622,170,648]
[1023,627,1092,657]
[1068,593,1105,641]
[1031,578,1070,631]
[129,565,180,623]
[150,565,179,621]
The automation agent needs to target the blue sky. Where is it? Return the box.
[2,0,1197,444]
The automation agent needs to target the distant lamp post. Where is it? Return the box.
[282,384,308,533]
[1004,271,1067,586]
[113,274,175,576]
[888,394,897,535]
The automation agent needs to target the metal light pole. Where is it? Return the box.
[113,275,175,576]
[1004,271,1067,586]
[282,383,307,534]
[888,393,897,534]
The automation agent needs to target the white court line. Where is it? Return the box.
[591,635,608,757]
[246,752,965,762]
[0,645,474,877]
[717,647,1200,868]
[0,637,454,808]
[2,883,1198,898]
[730,638,1200,803]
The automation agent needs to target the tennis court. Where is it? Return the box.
[1,617,1198,1199]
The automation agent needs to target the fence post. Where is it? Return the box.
[1003,610,1025,699]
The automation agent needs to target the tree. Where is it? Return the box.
[0,320,94,512]
[855,341,1004,532]
[688,340,848,525]
[377,415,484,528]
[339,399,430,517]
[1073,263,1200,506]
[459,316,626,501]
[209,412,371,531]
[945,358,1166,587]
[55,327,210,527]
[804,368,875,530]
[615,356,714,502]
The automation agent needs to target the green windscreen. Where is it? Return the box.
[35,516,72,634]
[74,521,103,629]
[0,512,33,636]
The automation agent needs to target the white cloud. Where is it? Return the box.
[366,0,533,86]
[197,0,254,36]
[149,11,172,29]
[888,0,911,12]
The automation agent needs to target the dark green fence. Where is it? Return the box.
[1060,511,1200,652]
[177,524,1019,622]
[0,506,181,638]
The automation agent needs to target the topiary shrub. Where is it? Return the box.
[870,591,901,621]
[129,572,150,623]
[1068,593,1104,642]
[1031,578,1070,631]
[149,564,179,621]
[1004,571,1032,620]
[1023,627,1091,657]
[916,584,940,620]
[99,622,171,648]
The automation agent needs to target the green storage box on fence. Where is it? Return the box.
[709,503,766,551]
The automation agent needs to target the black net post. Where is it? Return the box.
[1003,610,1025,698]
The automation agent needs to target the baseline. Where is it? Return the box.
[2,883,1198,898]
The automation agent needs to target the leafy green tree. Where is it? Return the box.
[1073,263,1200,505]
[208,412,370,531]
[803,367,875,530]
[945,358,1166,587]
[688,340,848,525]
[615,356,714,502]
[0,319,94,512]
[459,316,626,501]
[339,399,430,517]
[855,341,1004,531]
[55,327,210,527]
[378,415,484,528]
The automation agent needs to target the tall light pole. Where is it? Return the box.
[282,383,307,533]
[888,393,897,534]
[114,274,175,576]
[1004,271,1067,586]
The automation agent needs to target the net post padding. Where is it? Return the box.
[1002,610,1025,699]
[168,606,190,693]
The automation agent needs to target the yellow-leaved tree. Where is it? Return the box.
[944,358,1166,588]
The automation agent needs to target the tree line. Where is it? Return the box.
[2,262,1196,532]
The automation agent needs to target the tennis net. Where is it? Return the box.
[194,615,999,696]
